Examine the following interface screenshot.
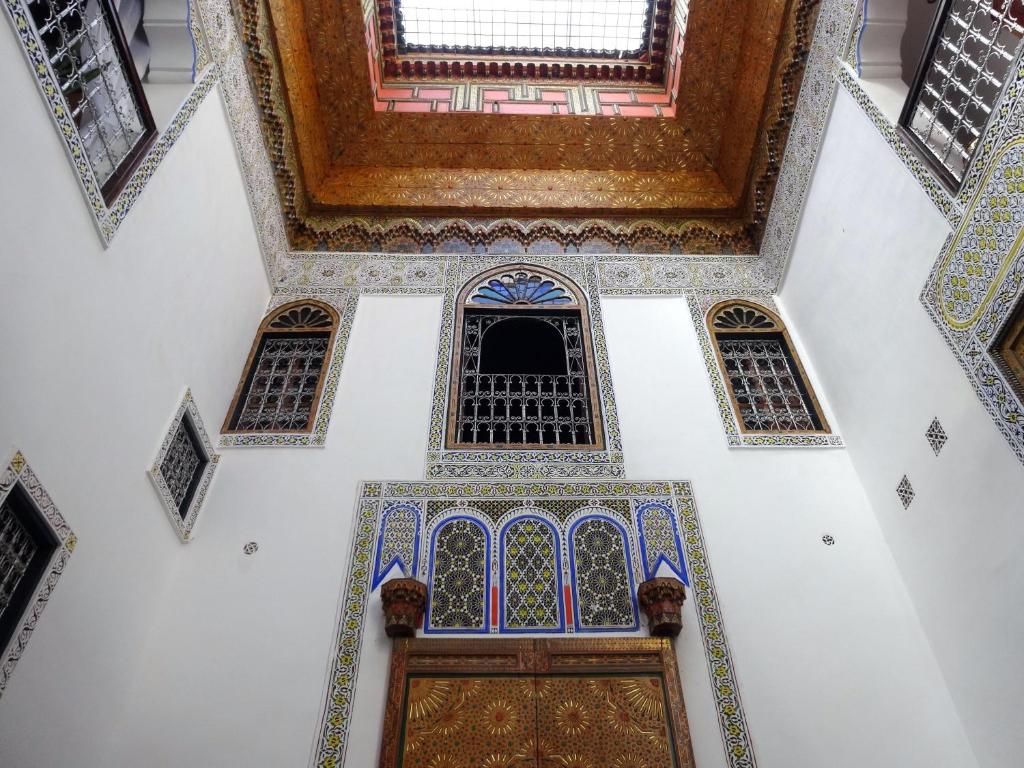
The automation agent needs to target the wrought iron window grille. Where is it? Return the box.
[26,0,156,203]
[224,300,340,434]
[899,0,1024,188]
[448,267,604,450]
[150,389,219,541]
[707,301,830,435]
[0,485,60,655]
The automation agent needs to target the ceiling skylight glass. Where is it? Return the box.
[396,0,653,58]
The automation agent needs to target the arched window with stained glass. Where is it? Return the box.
[448,265,603,449]
[707,300,830,434]
[425,516,490,633]
[499,515,563,632]
[568,515,638,631]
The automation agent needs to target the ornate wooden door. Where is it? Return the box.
[379,638,696,768]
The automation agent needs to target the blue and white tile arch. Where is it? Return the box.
[314,481,756,768]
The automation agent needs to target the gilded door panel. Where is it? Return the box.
[398,676,539,768]
[535,675,676,768]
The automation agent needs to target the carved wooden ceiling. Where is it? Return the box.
[237,0,819,253]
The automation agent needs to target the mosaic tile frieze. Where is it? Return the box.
[148,388,220,541]
[425,256,625,479]
[2,0,218,245]
[218,292,355,447]
[411,501,639,634]
[0,451,76,696]
[636,500,689,584]
[370,501,421,589]
[921,121,1024,465]
[312,481,756,768]
[688,292,844,448]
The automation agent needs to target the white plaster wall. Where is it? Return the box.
[602,296,978,768]
[113,295,445,767]
[0,20,991,768]
[780,88,1024,768]
[110,294,975,768]
[0,26,269,767]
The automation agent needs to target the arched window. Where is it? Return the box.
[568,516,637,631]
[499,515,563,632]
[426,517,489,632]
[707,301,829,434]
[223,300,339,434]
[447,265,603,449]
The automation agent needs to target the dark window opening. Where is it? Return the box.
[228,331,331,432]
[455,309,596,446]
[159,413,209,519]
[0,485,59,653]
[716,332,823,432]
[994,293,1024,399]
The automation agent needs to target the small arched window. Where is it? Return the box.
[426,517,489,633]
[707,301,829,434]
[447,265,603,449]
[223,300,339,434]
[499,515,563,632]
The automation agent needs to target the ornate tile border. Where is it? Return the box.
[687,292,844,448]
[920,118,1024,464]
[148,388,220,541]
[2,0,219,245]
[218,292,357,447]
[311,480,756,768]
[0,451,76,696]
[424,256,626,479]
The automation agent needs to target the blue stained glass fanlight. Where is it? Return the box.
[470,272,575,306]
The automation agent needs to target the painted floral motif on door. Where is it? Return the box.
[381,639,695,768]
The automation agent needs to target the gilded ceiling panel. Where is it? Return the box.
[237,0,818,252]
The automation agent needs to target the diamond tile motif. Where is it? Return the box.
[925,418,947,456]
[896,475,915,509]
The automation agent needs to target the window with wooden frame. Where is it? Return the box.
[994,291,1024,398]
[223,300,340,434]
[899,0,1024,188]
[447,265,604,450]
[707,300,830,434]
[26,0,157,203]
[379,638,695,768]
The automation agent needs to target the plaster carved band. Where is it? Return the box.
[380,577,428,638]
[638,576,687,637]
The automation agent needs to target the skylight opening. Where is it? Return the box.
[395,0,654,59]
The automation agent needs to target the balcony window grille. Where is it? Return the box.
[900,0,1024,187]
[26,0,156,202]
[225,301,340,434]
[448,267,604,449]
[707,301,830,434]
[0,485,59,654]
